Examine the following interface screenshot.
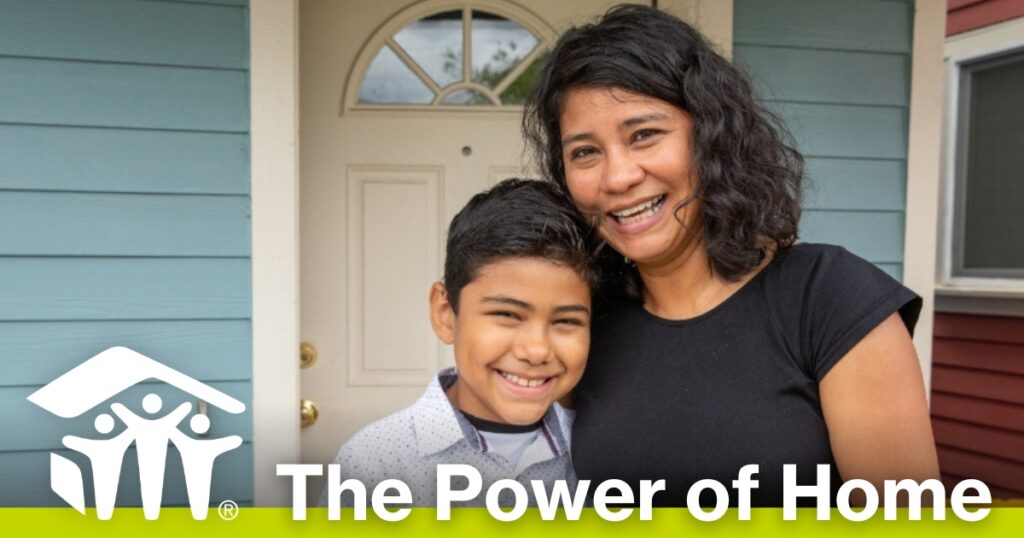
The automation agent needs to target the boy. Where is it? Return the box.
[318,179,599,508]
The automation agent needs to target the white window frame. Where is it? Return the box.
[939,16,1024,306]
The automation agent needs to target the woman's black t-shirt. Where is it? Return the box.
[571,243,922,507]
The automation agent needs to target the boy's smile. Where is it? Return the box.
[429,257,591,425]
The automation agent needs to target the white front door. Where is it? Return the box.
[298,0,638,500]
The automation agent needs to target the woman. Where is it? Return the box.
[523,5,939,506]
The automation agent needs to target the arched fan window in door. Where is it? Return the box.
[346,2,555,110]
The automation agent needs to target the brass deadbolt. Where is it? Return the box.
[300,342,318,369]
[300,399,319,428]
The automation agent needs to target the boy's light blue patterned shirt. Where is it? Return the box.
[318,367,576,507]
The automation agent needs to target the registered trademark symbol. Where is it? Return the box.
[218,500,239,520]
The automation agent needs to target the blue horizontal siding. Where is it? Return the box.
[801,210,905,263]
[734,0,913,53]
[770,102,908,159]
[0,320,251,386]
[0,443,253,507]
[0,0,247,69]
[0,192,250,256]
[0,258,252,321]
[735,45,909,106]
[0,125,249,194]
[0,58,248,131]
[1,381,252,452]
[0,0,253,506]
[804,158,906,211]
[736,0,913,282]
[145,0,248,6]
[878,263,902,281]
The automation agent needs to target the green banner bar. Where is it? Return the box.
[3,507,1023,537]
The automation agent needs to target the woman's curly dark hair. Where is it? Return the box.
[523,4,803,300]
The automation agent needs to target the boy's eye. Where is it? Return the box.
[488,310,522,321]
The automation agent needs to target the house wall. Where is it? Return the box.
[932,1,1024,500]
[931,313,1024,498]
[733,0,914,282]
[0,0,253,505]
[948,0,1024,36]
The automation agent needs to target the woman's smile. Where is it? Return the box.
[607,193,668,232]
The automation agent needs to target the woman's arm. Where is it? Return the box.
[819,312,940,493]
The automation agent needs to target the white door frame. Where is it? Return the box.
[902,0,947,395]
[246,0,739,506]
[250,0,300,507]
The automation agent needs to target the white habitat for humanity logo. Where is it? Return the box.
[27,346,246,520]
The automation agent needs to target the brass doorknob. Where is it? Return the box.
[300,342,318,369]
[300,399,319,428]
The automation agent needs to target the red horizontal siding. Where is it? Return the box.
[950,0,989,9]
[932,365,1024,404]
[931,392,1024,431]
[947,0,1024,36]
[934,338,1024,374]
[936,446,1024,495]
[932,417,1024,463]
[933,313,1024,345]
[931,312,1024,497]
[941,473,1021,499]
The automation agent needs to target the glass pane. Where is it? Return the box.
[471,10,539,89]
[962,54,1024,271]
[358,46,434,104]
[500,51,549,105]
[442,89,491,105]
[392,10,463,88]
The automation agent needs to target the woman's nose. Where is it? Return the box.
[603,148,645,193]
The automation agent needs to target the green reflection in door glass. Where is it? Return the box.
[500,51,549,105]
[471,10,539,89]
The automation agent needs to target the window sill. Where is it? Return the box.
[934,283,1024,317]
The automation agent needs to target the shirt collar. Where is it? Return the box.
[411,367,573,459]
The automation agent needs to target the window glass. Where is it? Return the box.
[358,46,434,104]
[354,7,547,108]
[500,52,549,105]
[443,89,491,105]
[470,10,539,89]
[392,10,463,88]
[959,53,1024,274]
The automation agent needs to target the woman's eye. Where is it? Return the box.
[555,318,585,327]
[632,129,661,143]
[569,146,597,161]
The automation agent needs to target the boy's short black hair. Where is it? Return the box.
[443,178,599,313]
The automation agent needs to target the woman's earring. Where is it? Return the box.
[624,256,636,267]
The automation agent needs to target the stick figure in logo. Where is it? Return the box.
[61,412,135,520]
[110,393,191,520]
[168,413,243,520]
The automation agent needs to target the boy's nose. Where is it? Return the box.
[513,326,551,365]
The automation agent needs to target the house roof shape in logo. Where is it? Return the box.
[28,346,245,418]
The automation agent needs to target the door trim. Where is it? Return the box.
[251,0,301,506]
[903,0,947,395]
